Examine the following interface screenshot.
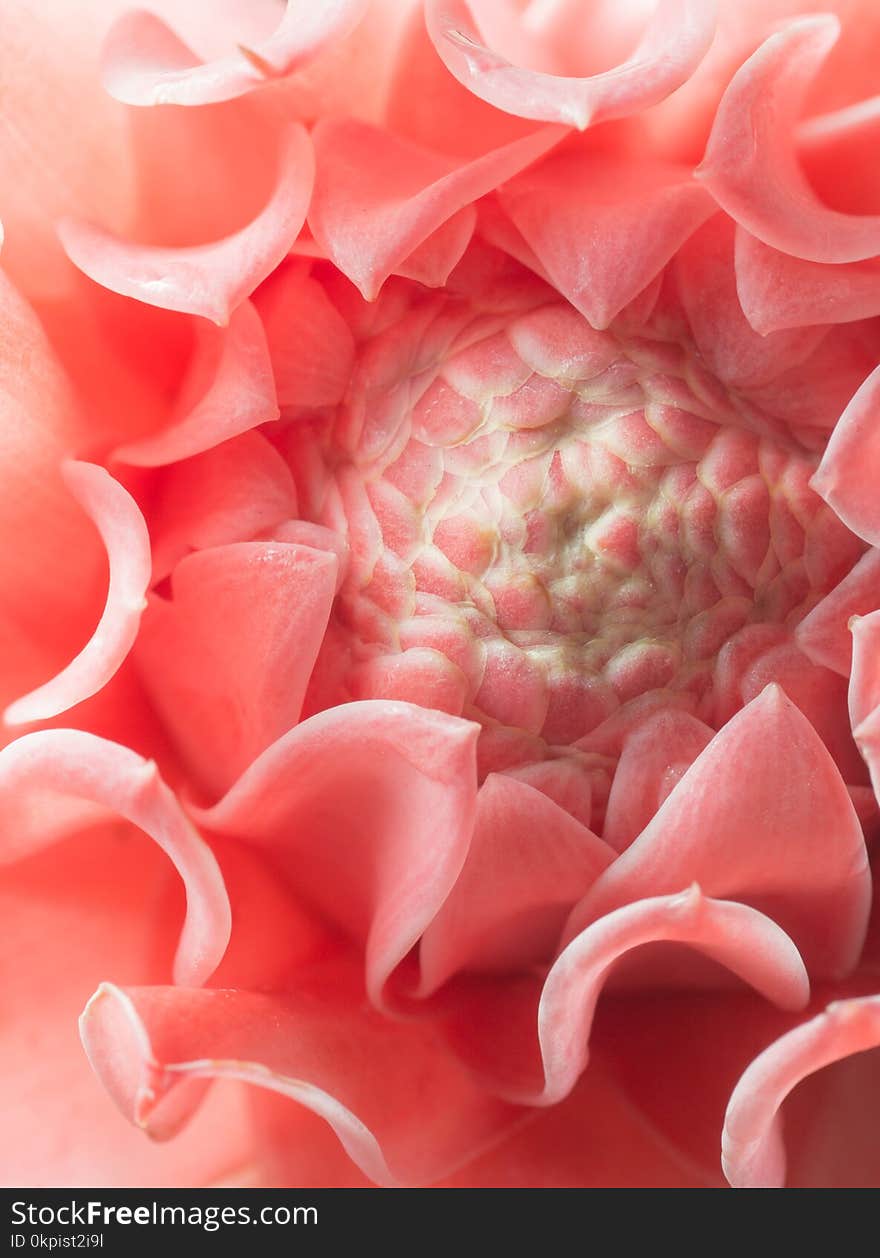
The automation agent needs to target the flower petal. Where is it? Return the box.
[425,0,716,129]
[102,1,369,106]
[437,1060,704,1187]
[4,463,150,726]
[308,118,563,300]
[811,363,880,547]
[498,149,715,329]
[534,889,809,1106]
[193,701,479,1006]
[722,994,880,1188]
[565,685,871,979]
[445,888,809,1106]
[0,274,115,711]
[796,548,880,677]
[419,774,614,993]
[254,259,356,409]
[135,541,338,799]
[0,730,230,985]
[673,217,826,392]
[80,962,519,1187]
[603,709,714,853]
[698,16,880,263]
[59,127,314,324]
[735,228,880,334]
[148,431,298,581]
[0,0,138,302]
[114,301,277,466]
[0,823,251,1187]
[845,610,880,732]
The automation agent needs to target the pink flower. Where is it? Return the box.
[4,0,880,1189]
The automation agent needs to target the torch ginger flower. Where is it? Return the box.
[3,0,880,1189]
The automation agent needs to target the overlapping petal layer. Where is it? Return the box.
[102,1,370,106]
[60,127,314,323]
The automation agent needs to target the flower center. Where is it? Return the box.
[285,273,863,751]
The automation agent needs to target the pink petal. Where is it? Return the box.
[849,612,880,803]
[673,217,827,391]
[193,702,479,1006]
[4,463,150,726]
[811,364,880,547]
[796,549,880,677]
[135,541,338,799]
[737,319,880,438]
[734,643,866,786]
[419,774,614,993]
[698,17,880,264]
[148,431,298,581]
[102,1,369,106]
[59,127,314,324]
[798,93,880,219]
[498,148,715,329]
[0,274,117,712]
[80,962,518,1187]
[113,301,277,466]
[0,730,230,985]
[722,994,880,1188]
[308,118,563,300]
[565,686,871,979]
[254,259,356,409]
[425,0,716,129]
[735,228,880,334]
[603,709,714,853]
[0,823,252,1187]
[446,888,809,1106]
[0,0,139,302]
[533,889,809,1106]
[853,703,880,811]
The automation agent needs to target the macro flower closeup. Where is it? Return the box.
[5,0,880,1191]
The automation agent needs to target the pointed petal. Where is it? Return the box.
[102,1,369,106]
[59,127,314,324]
[419,774,614,993]
[722,994,880,1188]
[254,260,356,409]
[114,301,277,465]
[193,702,479,1006]
[566,686,871,979]
[136,541,337,799]
[698,17,880,263]
[0,730,229,985]
[499,149,715,329]
[425,0,716,129]
[812,364,880,547]
[4,463,150,725]
[308,118,563,300]
[80,964,518,1187]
